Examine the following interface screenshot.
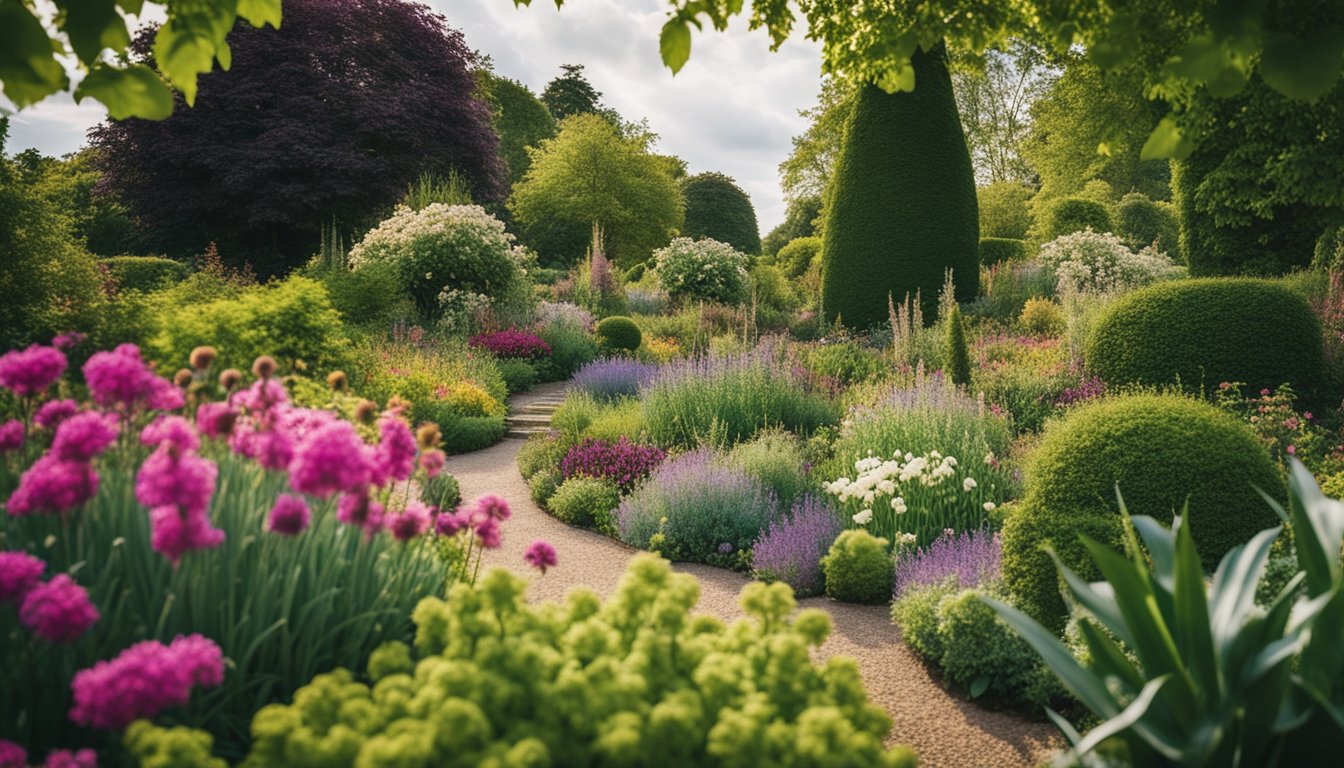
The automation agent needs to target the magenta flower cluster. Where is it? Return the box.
[433,493,511,550]
[0,420,23,454]
[83,344,184,412]
[892,528,1002,598]
[468,328,552,360]
[560,437,665,492]
[69,634,224,730]
[0,343,67,397]
[524,540,558,574]
[1054,376,1107,408]
[137,416,222,564]
[1,551,99,644]
[751,495,845,598]
[7,411,118,517]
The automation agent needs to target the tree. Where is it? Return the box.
[91,0,505,275]
[821,44,979,330]
[0,0,279,120]
[952,44,1056,185]
[509,114,684,268]
[680,172,761,254]
[778,77,855,204]
[20,150,139,256]
[484,74,557,185]
[541,64,605,122]
[762,195,823,257]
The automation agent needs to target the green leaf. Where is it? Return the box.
[982,596,1119,717]
[1171,514,1216,694]
[0,0,68,107]
[61,0,132,64]
[74,63,174,120]
[969,674,990,699]
[1075,676,1178,759]
[1260,27,1344,102]
[1140,116,1195,161]
[237,0,283,28]
[660,18,692,74]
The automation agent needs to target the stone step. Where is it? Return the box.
[518,402,562,414]
[506,428,550,439]
[505,413,553,426]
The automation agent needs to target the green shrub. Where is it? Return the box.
[548,476,622,528]
[776,236,823,279]
[821,530,894,604]
[1018,298,1066,337]
[1045,196,1111,240]
[653,237,750,305]
[151,276,352,375]
[727,431,811,507]
[1002,394,1283,631]
[944,305,971,387]
[421,472,462,511]
[749,264,799,316]
[680,171,761,254]
[582,398,648,444]
[497,358,538,393]
[822,46,978,329]
[1113,192,1179,256]
[315,260,410,327]
[935,586,1058,707]
[891,579,959,662]
[102,255,188,292]
[536,318,598,380]
[440,414,507,455]
[518,433,570,480]
[977,181,1033,240]
[595,316,642,352]
[800,341,884,387]
[529,467,562,507]
[978,237,1027,264]
[1084,278,1325,398]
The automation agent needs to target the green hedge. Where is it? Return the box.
[1114,192,1179,256]
[1045,197,1111,240]
[821,44,979,329]
[1002,394,1282,631]
[978,237,1027,264]
[1085,278,1325,398]
[595,316,642,352]
[102,255,189,293]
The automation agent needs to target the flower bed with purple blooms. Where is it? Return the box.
[570,358,659,400]
[468,328,552,360]
[752,494,844,597]
[559,436,665,492]
[892,528,1001,598]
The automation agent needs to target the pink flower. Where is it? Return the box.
[337,490,384,537]
[389,501,432,542]
[474,515,501,549]
[19,574,99,643]
[52,332,86,351]
[0,420,23,453]
[69,634,224,730]
[474,494,511,522]
[374,416,417,485]
[290,421,374,498]
[1287,444,1297,455]
[523,540,557,574]
[6,455,99,516]
[0,344,67,397]
[0,740,26,768]
[45,749,97,768]
[419,448,446,478]
[140,415,199,453]
[0,551,45,604]
[35,399,79,430]
[235,377,289,413]
[51,411,120,462]
[149,506,225,564]
[136,450,216,515]
[230,420,295,471]
[267,494,310,536]
[435,509,465,536]
[82,344,182,412]
[195,401,238,439]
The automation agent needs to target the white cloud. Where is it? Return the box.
[4,0,822,231]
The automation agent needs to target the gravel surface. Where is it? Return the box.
[442,382,1062,767]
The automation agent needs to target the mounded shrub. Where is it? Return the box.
[1045,197,1111,240]
[978,237,1027,264]
[653,237,750,306]
[1085,278,1325,397]
[595,316,642,352]
[728,431,810,508]
[820,530,894,605]
[439,414,507,455]
[102,255,189,292]
[821,44,979,329]
[548,476,622,529]
[529,467,562,507]
[1018,298,1065,337]
[1113,192,1179,256]
[977,181,1033,240]
[497,358,538,393]
[680,171,761,254]
[518,433,570,480]
[932,586,1059,707]
[891,579,959,661]
[420,472,462,511]
[776,236,822,279]
[1002,394,1283,631]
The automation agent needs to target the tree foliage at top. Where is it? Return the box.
[541,64,606,122]
[680,172,761,255]
[778,77,854,204]
[509,113,684,268]
[762,195,823,257]
[483,74,558,185]
[91,0,505,275]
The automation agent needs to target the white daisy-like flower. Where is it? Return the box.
[852,509,873,525]
[963,477,978,492]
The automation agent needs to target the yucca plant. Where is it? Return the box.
[986,460,1344,766]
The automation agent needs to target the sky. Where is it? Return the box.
[2,0,824,232]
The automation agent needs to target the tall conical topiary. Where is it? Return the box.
[945,304,971,387]
[821,43,978,330]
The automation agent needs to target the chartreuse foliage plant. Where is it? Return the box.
[144,554,923,767]
[987,461,1344,767]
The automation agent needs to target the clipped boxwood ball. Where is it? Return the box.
[1002,394,1282,632]
[595,316,642,353]
[821,529,894,605]
[1085,278,1324,398]
[1045,197,1111,239]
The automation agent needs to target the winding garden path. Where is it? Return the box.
[442,382,1060,767]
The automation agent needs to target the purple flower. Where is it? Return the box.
[523,540,558,574]
[51,411,120,462]
[474,494,511,522]
[752,495,845,597]
[140,415,200,453]
[196,401,238,439]
[374,415,417,484]
[419,448,446,478]
[1055,376,1107,408]
[389,501,432,542]
[69,634,224,730]
[82,344,182,412]
[52,332,87,351]
[35,399,79,430]
[560,437,665,491]
[0,551,45,604]
[337,490,384,537]
[136,449,216,515]
[570,358,659,400]
[45,749,97,768]
[469,329,552,359]
[0,740,26,768]
[0,420,23,454]
[149,506,225,564]
[267,494,311,536]
[435,509,466,536]
[0,344,67,397]
[892,528,1002,598]
[290,421,374,498]
[19,574,99,643]
[6,455,99,516]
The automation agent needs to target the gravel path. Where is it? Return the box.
[443,382,1061,767]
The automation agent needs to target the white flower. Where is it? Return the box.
[963,477,978,492]
[890,496,907,514]
[852,509,873,525]
[983,501,997,512]
[876,479,896,495]
[896,532,918,547]
[943,455,958,467]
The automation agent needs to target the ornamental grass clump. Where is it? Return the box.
[752,494,845,598]
[559,436,665,492]
[569,357,658,400]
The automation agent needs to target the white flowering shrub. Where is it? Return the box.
[1037,229,1184,295]
[652,237,750,305]
[349,204,530,319]
[823,449,1007,549]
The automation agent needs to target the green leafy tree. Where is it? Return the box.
[762,195,822,257]
[510,114,684,268]
[952,43,1056,184]
[0,0,280,119]
[822,45,979,330]
[540,63,605,122]
[680,172,761,254]
[977,181,1033,240]
[484,74,557,185]
[779,77,855,204]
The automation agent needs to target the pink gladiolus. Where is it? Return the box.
[19,574,99,643]
[69,634,224,730]
[0,551,45,604]
[0,344,67,397]
[523,540,557,574]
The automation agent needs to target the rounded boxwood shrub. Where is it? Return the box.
[1018,298,1066,337]
[935,586,1059,707]
[102,255,189,292]
[1002,394,1283,631]
[978,237,1027,264]
[595,316,642,352]
[1085,278,1325,398]
[821,530,894,605]
[548,476,622,529]
[776,236,822,279]
[680,171,761,255]
[1114,192,1179,256]
[1045,197,1111,240]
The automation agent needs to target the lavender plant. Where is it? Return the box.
[569,358,659,401]
[752,494,845,597]
[893,528,1002,597]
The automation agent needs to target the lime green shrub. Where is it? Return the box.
[1018,298,1066,337]
[518,433,571,481]
[977,181,1033,240]
[1045,197,1111,239]
[235,556,916,767]
[102,256,188,292]
[933,586,1059,707]
[152,276,352,374]
[776,236,822,279]
[798,340,884,387]
[727,431,811,507]
[529,468,562,507]
[978,237,1027,264]
[595,316,642,352]
[891,579,958,661]
[1114,192,1179,256]
[1002,394,1282,630]
[1085,278,1325,397]
[821,530,894,604]
[313,260,409,327]
[821,45,979,329]
[548,476,622,529]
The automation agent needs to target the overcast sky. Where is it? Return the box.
[2,0,822,230]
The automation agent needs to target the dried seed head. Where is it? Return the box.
[327,371,348,391]
[189,346,217,370]
[173,369,193,388]
[354,399,379,424]
[252,355,277,380]
[219,369,243,390]
[416,422,441,450]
